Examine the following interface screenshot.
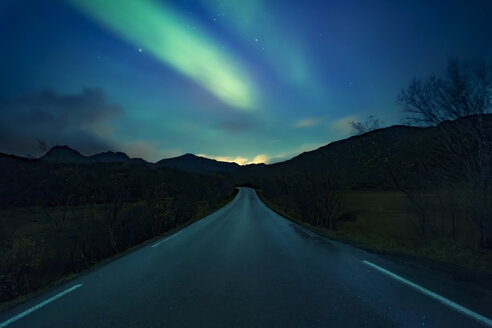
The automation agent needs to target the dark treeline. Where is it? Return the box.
[1,59,490,304]
[0,157,228,209]
[0,158,234,303]
[259,177,346,231]
[237,59,492,257]
[236,122,442,230]
[239,114,491,244]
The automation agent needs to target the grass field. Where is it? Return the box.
[258,189,492,275]
[0,189,238,309]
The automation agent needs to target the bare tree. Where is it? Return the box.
[107,194,124,253]
[438,190,460,240]
[350,115,384,135]
[41,199,70,237]
[323,189,341,230]
[385,160,432,236]
[398,58,492,248]
[318,179,342,230]
[40,173,73,237]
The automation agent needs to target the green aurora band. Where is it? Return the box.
[200,0,314,90]
[66,0,256,109]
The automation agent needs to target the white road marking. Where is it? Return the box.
[363,260,492,327]
[303,230,317,238]
[0,284,83,328]
[151,230,183,248]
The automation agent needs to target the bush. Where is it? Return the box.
[0,237,43,301]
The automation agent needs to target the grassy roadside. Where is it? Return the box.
[255,189,492,283]
[0,188,238,312]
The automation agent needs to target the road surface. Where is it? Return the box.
[1,187,492,327]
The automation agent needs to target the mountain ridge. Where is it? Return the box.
[3,114,490,176]
[155,153,240,174]
[40,145,146,165]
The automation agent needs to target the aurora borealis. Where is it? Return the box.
[1,0,491,163]
[66,0,256,110]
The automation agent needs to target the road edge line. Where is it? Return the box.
[0,284,83,327]
[151,230,183,248]
[362,260,492,327]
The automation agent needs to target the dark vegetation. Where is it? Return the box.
[398,59,492,248]
[1,58,490,305]
[243,114,491,273]
[239,117,490,231]
[350,115,385,135]
[40,144,240,174]
[0,156,234,303]
[236,59,492,273]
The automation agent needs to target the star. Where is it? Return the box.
[138,48,142,53]
[255,38,259,42]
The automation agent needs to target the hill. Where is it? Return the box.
[36,147,238,174]
[40,145,147,165]
[156,153,240,174]
[40,145,87,164]
[239,115,492,190]
[237,125,433,189]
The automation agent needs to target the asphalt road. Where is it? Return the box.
[1,187,492,327]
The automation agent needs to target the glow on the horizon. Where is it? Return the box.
[197,153,269,165]
[197,153,249,165]
[66,0,256,109]
[248,154,269,164]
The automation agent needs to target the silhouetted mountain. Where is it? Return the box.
[8,114,491,181]
[239,114,492,190]
[40,146,148,165]
[0,152,34,163]
[261,124,438,189]
[0,147,235,304]
[13,147,241,173]
[156,153,240,174]
[41,145,88,164]
[91,151,130,163]
[21,146,240,172]
[243,163,267,168]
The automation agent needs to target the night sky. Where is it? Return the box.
[1,0,491,163]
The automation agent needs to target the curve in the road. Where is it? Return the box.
[1,187,491,328]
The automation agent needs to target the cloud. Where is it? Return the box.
[267,152,296,164]
[293,117,321,128]
[119,140,181,163]
[298,142,325,152]
[120,140,158,160]
[267,142,326,164]
[0,88,122,157]
[210,109,260,134]
[248,154,269,164]
[215,120,253,133]
[329,115,358,135]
